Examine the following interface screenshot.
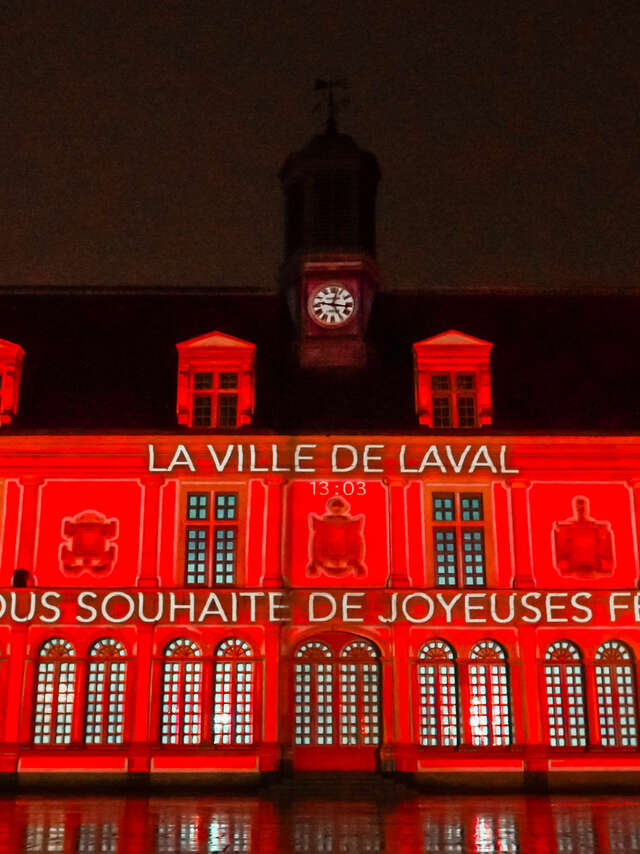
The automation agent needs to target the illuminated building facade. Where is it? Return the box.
[1,123,640,788]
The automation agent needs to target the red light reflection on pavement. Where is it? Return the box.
[0,792,639,852]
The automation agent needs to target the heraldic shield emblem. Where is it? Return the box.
[552,495,614,578]
[307,496,366,577]
[59,510,118,575]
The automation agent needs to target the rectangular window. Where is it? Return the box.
[214,528,237,584]
[434,529,457,587]
[185,492,240,585]
[461,494,483,521]
[456,373,475,390]
[431,374,451,391]
[190,372,240,428]
[219,372,238,389]
[462,529,485,586]
[215,493,238,520]
[432,492,487,587]
[433,493,455,521]
[457,396,476,427]
[193,395,212,427]
[187,493,209,520]
[432,397,452,428]
[193,372,213,389]
[218,394,238,428]
[429,372,478,427]
[185,528,208,585]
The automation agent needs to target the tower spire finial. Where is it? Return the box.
[314,78,349,133]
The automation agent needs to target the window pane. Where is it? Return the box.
[160,644,202,745]
[418,643,459,747]
[214,527,236,584]
[193,395,212,426]
[218,394,238,428]
[461,494,484,521]
[434,529,457,587]
[294,642,334,746]
[85,640,127,745]
[595,643,638,748]
[456,373,475,390]
[462,529,486,586]
[433,493,455,521]
[219,372,238,389]
[32,640,76,746]
[185,527,208,585]
[213,640,254,745]
[457,395,477,427]
[215,493,238,520]
[187,493,209,520]
[431,374,450,390]
[339,642,380,746]
[469,658,511,747]
[544,643,587,748]
[433,397,452,428]
[193,372,213,389]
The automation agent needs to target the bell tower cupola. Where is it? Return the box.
[279,80,381,369]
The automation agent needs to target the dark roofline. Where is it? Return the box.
[3,281,639,297]
[0,284,275,296]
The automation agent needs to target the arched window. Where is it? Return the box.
[160,639,202,745]
[213,638,255,745]
[339,640,380,745]
[85,638,127,745]
[544,641,587,747]
[469,640,511,746]
[417,640,459,747]
[294,641,334,746]
[595,641,638,748]
[33,639,76,745]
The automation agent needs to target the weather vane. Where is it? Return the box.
[313,78,349,133]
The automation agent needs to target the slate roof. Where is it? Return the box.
[0,291,638,434]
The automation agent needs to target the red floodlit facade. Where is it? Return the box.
[2,433,640,787]
[2,122,640,789]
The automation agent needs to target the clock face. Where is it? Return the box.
[308,283,357,327]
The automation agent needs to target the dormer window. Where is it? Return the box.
[413,331,493,429]
[176,332,255,429]
[0,338,25,426]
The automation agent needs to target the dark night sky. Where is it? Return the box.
[3,1,639,292]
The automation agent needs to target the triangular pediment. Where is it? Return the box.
[414,329,492,349]
[177,330,255,350]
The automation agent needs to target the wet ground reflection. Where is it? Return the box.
[3,790,640,852]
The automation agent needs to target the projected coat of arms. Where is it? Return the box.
[552,496,614,578]
[307,496,366,577]
[59,510,118,575]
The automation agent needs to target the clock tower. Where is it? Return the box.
[278,100,381,369]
